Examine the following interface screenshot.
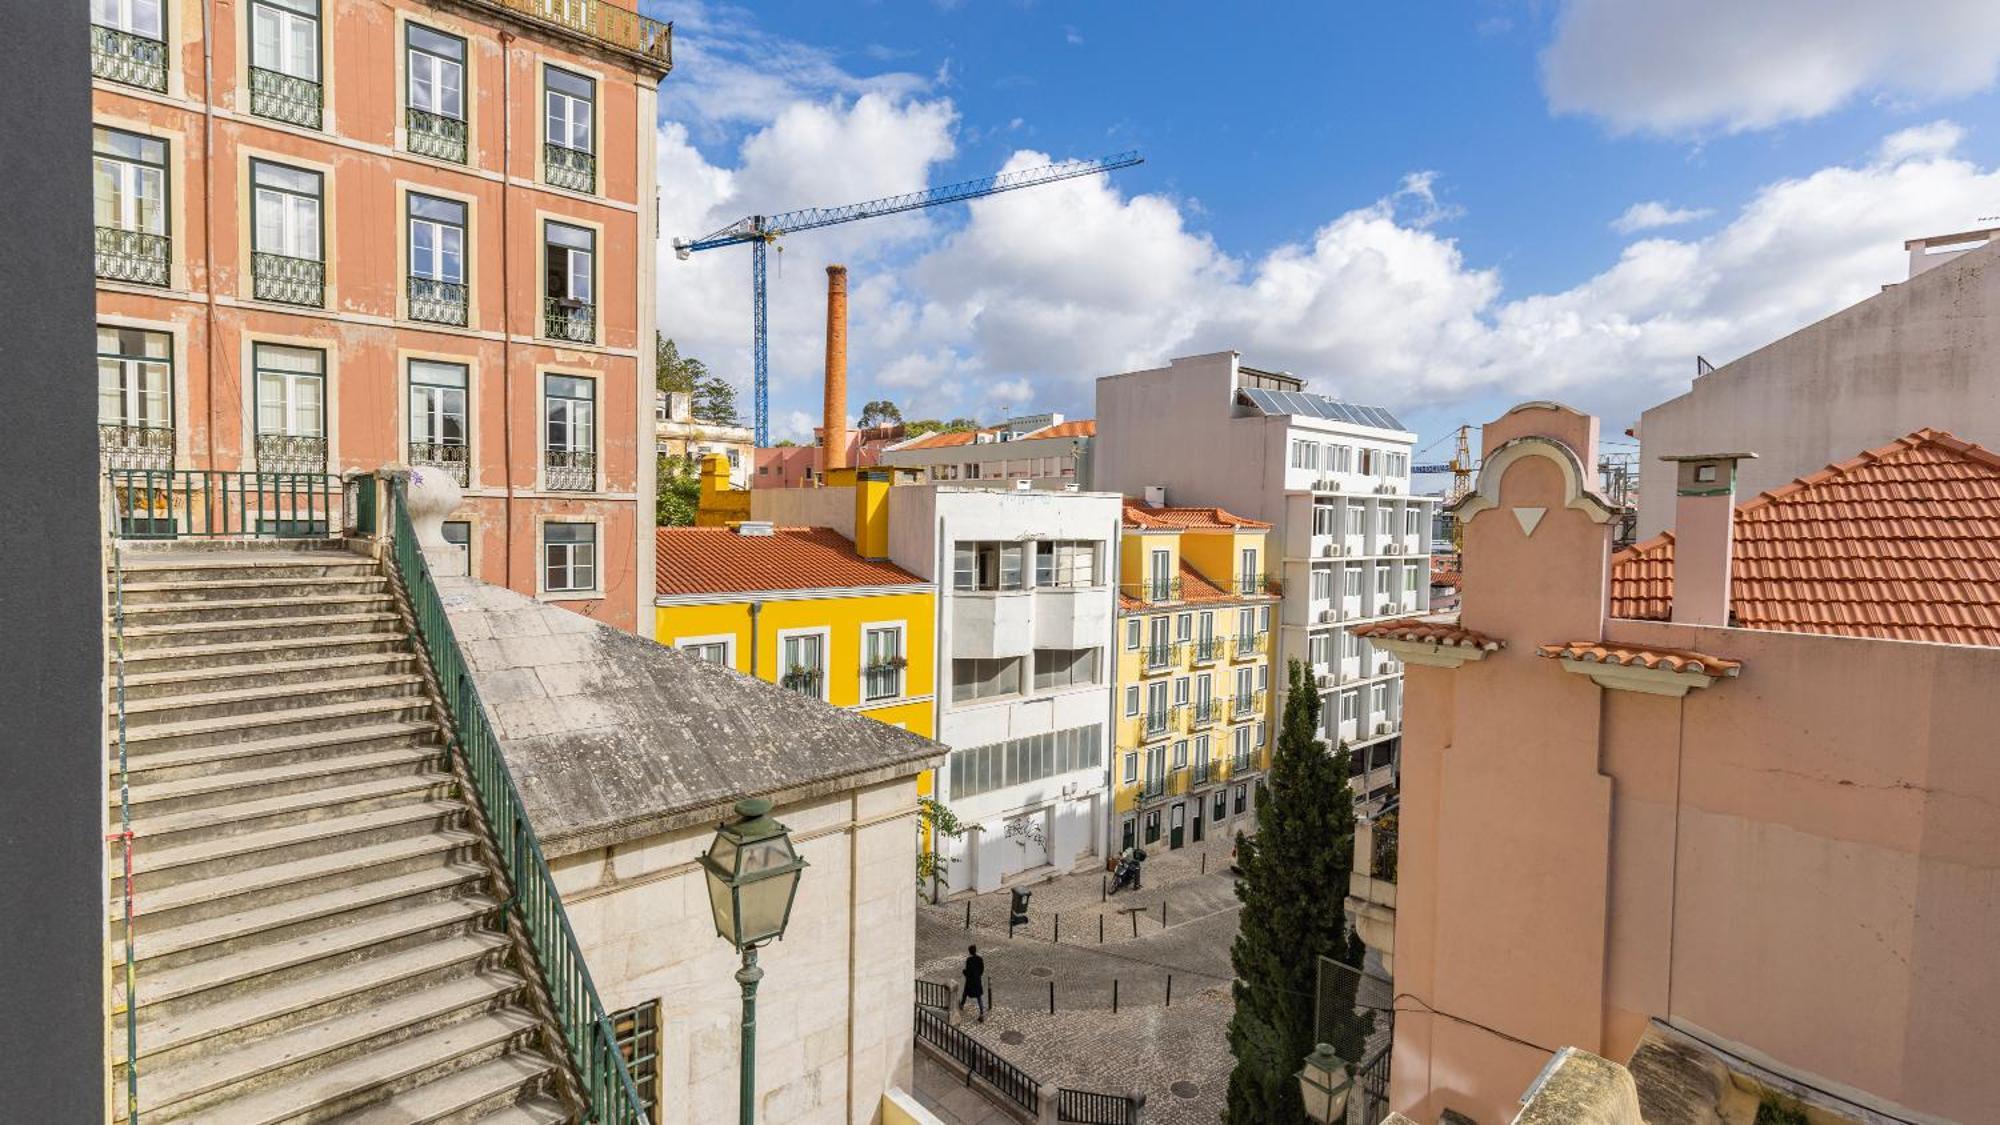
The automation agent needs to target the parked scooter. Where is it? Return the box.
[1108,847,1147,894]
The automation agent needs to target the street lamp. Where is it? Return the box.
[700,797,808,1125]
[1297,1042,1353,1123]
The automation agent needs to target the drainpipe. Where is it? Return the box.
[748,600,761,679]
[200,0,217,466]
[499,31,516,589]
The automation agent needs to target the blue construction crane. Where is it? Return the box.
[674,150,1145,445]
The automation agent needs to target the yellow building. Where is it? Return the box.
[654,522,935,738]
[1112,499,1279,854]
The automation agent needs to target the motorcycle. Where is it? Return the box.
[1108,848,1147,894]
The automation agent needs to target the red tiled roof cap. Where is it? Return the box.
[1353,618,1503,650]
[1121,499,1273,531]
[1537,642,1741,676]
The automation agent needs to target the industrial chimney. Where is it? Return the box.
[822,265,850,473]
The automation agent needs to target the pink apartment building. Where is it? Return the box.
[1359,402,2000,1123]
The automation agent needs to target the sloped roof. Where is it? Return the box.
[1610,429,2000,645]
[657,527,926,597]
[1122,500,1272,531]
[892,429,987,451]
[1353,618,1502,650]
[1537,642,1741,676]
[1025,419,1096,440]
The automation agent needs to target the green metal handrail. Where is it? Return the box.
[109,540,140,1125]
[383,476,647,1123]
[105,468,335,539]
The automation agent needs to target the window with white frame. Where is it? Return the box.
[1123,752,1138,784]
[542,522,595,593]
[1173,676,1190,707]
[1344,565,1362,597]
[543,373,595,490]
[1125,684,1140,717]
[406,25,465,123]
[93,128,169,282]
[863,625,904,701]
[94,0,163,38]
[1175,612,1192,642]
[1405,507,1420,537]
[1258,606,1271,632]
[781,633,826,698]
[407,359,467,482]
[1195,734,1211,773]
[1375,567,1391,595]
[678,639,730,666]
[251,159,321,263]
[1034,540,1098,588]
[947,724,1103,799]
[1145,681,1169,733]
[1234,666,1254,709]
[1032,647,1097,691]
[954,541,1024,592]
[545,65,594,154]
[1344,502,1363,535]
[408,193,466,311]
[1312,569,1334,601]
[1341,691,1358,722]
[1172,739,1188,770]
[250,0,319,84]
[97,326,172,443]
[252,343,324,469]
[951,657,1021,703]
[1308,632,1332,667]
[1125,618,1140,650]
[1331,444,1352,472]
[543,220,595,337]
[1313,503,1337,536]
[1234,724,1252,765]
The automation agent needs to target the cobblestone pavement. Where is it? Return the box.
[914,831,1248,1125]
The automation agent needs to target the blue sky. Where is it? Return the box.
[641,0,2000,464]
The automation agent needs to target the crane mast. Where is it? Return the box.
[674,151,1144,445]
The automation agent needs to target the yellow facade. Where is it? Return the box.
[1111,521,1277,853]
[655,590,936,738]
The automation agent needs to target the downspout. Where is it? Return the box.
[200,0,218,466]
[498,31,516,589]
[931,510,947,903]
[747,600,761,678]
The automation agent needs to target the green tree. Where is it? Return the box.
[904,417,980,437]
[654,333,742,427]
[656,455,702,528]
[1225,659,1361,1125]
[859,399,903,429]
[694,372,742,427]
[915,796,965,898]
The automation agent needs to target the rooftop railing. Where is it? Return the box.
[477,0,671,67]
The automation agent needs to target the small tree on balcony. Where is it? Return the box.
[1225,659,1360,1125]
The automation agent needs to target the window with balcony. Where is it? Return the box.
[863,625,904,702]
[543,521,596,593]
[1344,564,1362,597]
[1032,647,1097,691]
[405,25,467,162]
[1034,539,1098,587]
[1313,503,1337,536]
[1148,549,1174,601]
[544,221,595,342]
[250,159,323,306]
[953,541,1023,592]
[249,0,322,128]
[1233,725,1252,771]
[543,373,596,490]
[98,326,173,471]
[1144,616,1173,670]
[544,66,596,192]
[408,193,467,325]
[1144,681,1169,738]
[1234,667,1255,715]
[94,130,171,293]
[1238,547,1261,595]
[92,0,167,89]
[408,360,468,485]
[252,343,324,472]
[951,656,1021,704]
[780,632,826,698]
[1143,746,1166,799]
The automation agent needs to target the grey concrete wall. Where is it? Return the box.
[0,1,103,1117]
[1637,241,2000,538]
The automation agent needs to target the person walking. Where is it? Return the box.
[959,944,987,1023]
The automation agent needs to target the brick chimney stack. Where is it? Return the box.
[1662,452,1756,627]
[822,264,850,472]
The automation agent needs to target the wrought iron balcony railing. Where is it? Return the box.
[1236,571,1278,596]
[1142,642,1178,671]
[1140,776,1166,801]
[1233,752,1253,773]
[1191,698,1220,727]
[254,432,327,474]
[543,296,596,343]
[409,276,469,326]
[781,669,823,697]
[544,447,596,491]
[407,440,469,486]
[252,251,324,307]
[544,142,596,193]
[1190,637,1224,663]
[1141,711,1169,740]
[1193,760,1211,785]
[249,66,323,129]
[1233,633,1266,660]
[99,424,174,471]
[406,106,468,163]
[91,25,168,92]
[476,0,671,66]
[863,662,903,702]
[1234,691,1265,719]
[95,227,170,287]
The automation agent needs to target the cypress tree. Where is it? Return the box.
[1225,658,1361,1124]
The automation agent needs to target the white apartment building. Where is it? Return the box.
[1095,351,1432,808]
[879,413,1097,491]
[884,486,1122,893]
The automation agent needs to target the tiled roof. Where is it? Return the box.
[1610,429,2000,645]
[657,527,925,597]
[1122,500,1272,530]
[1537,642,1741,676]
[1353,618,1503,650]
[892,429,987,451]
[1025,419,1096,439]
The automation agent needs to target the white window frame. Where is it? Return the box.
[409,193,466,285]
[778,626,831,702]
[861,621,906,703]
[251,0,319,82]
[407,359,467,450]
[93,0,163,37]
[1125,684,1140,717]
[540,519,598,595]
[406,24,465,119]
[545,65,595,154]
[674,633,737,669]
[251,159,322,262]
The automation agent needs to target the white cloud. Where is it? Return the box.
[1878,120,1967,162]
[1611,201,1714,234]
[1540,0,2000,134]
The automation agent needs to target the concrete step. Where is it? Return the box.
[121,697,435,755]
[119,801,466,895]
[115,673,427,730]
[125,767,458,853]
[340,1053,565,1125]
[121,611,405,652]
[117,547,378,586]
[118,722,441,785]
[117,652,419,701]
[121,828,482,931]
[117,862,491,973]
[122,973,531,1121]
[116,632,412,676]
[120,574,390,605]
[119,593,399,628]
[128,924,511,1065]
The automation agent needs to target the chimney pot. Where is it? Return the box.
[1144,485,1168,507]
[1660,452,1756,627]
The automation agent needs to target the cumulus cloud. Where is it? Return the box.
[1611,201,1714,234]
[1540,0,2000,134]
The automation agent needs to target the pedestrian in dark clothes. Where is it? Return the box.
[959,944,987,1022]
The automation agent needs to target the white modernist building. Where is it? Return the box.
[879,412,1097,491]
[884,485,1122,894]
[1095,351,1432,807]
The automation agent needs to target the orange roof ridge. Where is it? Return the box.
[656,526,927,597]
[1537,641,1741,677]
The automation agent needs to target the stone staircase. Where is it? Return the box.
[107,540,580,1123]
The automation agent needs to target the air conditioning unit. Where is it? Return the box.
[1375,722,1389,735]
[1317,609,1335,624]
[1384,543,1400,555]
[1316,673,1334,689]
[1320,543,1335,558]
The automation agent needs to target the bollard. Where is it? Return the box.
[1131,911,1139,938]
[1201,853,1207,875]
[1161,901,1168,928]
[1048,980,1055,1015]
[1054,914,1060,944]
[1166,974,1173,1007]
[964,901,971,930]
[1101,875,1107,902]
[1112,978,1119,1013]
[1098,915,1104,944]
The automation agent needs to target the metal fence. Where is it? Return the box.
[915,979,952,1011]
[105,468,339,539]
[1056,1087,1139,1124]
[914,1005,1040,1116]
[1355,1042,1391,1125]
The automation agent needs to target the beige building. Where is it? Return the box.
[657,389,754,485]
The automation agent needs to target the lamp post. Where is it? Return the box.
[1297,1042,1353,1123]
[700,797,808,1125]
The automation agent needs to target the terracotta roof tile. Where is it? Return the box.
[1537,642,1742,676]
[892,429,985,451]
[1610,429,2000,646]
[1353,617,1503,650]
[1122,500,1273,531]
[657,527,926,597]
[1025,419,1096,439]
